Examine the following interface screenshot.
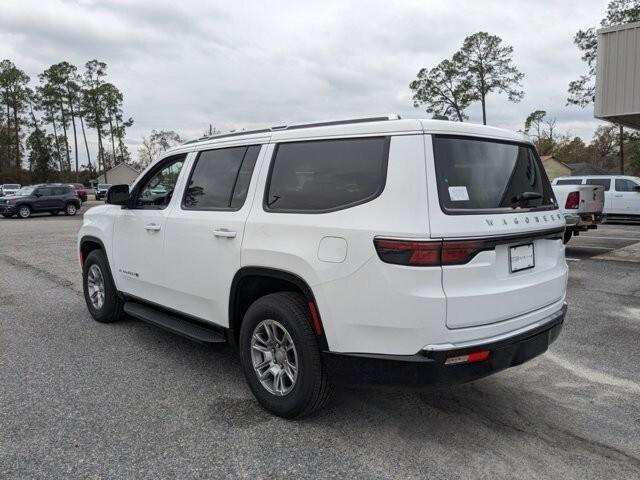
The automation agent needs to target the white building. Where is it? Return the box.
[595,21,640,130]
[97,163,140,186]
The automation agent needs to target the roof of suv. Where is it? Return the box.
[171,115,529,155]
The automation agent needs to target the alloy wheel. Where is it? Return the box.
[250,319,299,396]
[87,264,106,310]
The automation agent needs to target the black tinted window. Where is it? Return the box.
[265,137,389,212]
[586,178,611,190]
[615,179,638,192]
[37,187,53,196]
[231,146,260,209]
[556,179,583,185]
[184,145,260,210]
[51,187,67,195]
[433,136,555,212]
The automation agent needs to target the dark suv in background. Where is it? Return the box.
[0,184,81,219]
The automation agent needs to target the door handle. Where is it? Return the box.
[614,194,623,197]
[213,228,237,238]
[145,223,161,232]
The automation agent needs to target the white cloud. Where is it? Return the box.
[0,0,614,164]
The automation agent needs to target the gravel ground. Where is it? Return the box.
[1,205,639,479]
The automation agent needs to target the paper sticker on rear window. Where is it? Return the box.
[448,186,469,201]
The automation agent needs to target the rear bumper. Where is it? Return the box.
[564,213,603,230]
[323,303,566,386]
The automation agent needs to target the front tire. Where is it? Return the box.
[17,205,31,219]
[65,202,78,216]
[239,292,334,418]
[563,231,572,244]
[82,250,124,323]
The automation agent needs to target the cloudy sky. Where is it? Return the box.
[0,0,611,165]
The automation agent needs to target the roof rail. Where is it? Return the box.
[182,114,401,145]
[270,114,401,132]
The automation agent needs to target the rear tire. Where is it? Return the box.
[239,292,334,418]
[17,205,31,219]
[563,231,572,244]
[82,250,124,323]
[65,203,78,216]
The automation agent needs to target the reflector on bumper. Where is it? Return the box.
[444,350,490,366]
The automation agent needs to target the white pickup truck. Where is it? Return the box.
[552,184,605,243]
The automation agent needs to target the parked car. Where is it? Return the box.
[552,175,640,219]
[78,115,568,418]
[0,183,21,197]
[68,183,91,203]
[0,184,81,218]
[552,183,605,243]
[95,184,112,201]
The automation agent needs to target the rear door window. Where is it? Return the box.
[555,179,583,185]
[432,135,555,213]
[586,178,611,191]
[183,145,261,210]
[265,137,389,213]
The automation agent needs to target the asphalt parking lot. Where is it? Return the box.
[1,204,639,479]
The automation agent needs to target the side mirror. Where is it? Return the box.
[34,192,42,198]
[106,184,130,206]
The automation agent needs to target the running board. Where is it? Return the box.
[123,301,226,344]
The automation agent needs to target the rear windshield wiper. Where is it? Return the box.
[510,191,542,208]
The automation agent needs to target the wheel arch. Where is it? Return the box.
[79,235,106,265]
[229,267,328,350]
[79,235,123,299]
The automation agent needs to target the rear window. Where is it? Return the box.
[432,136,555,213]
[183,145,260,210]
[586,178,611,190]
[615,178,638,192]
[555,179,583,185]
[52,187,69,195]
[265,137,389,213]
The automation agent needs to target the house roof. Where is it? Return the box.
[564,163,610,176]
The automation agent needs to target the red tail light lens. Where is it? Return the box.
[565,191,580,209]
[374,238,491,266]
[373,239,442,266]
[441,240,485,264]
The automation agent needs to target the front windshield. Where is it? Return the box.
[98,184,111,189]
[4,184,20,189]
[15,187,35,196]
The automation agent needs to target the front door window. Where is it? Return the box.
[135,158,185,209]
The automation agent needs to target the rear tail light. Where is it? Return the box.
[565,191,580,209]
[373,239,442,266]
[374,238,490,266]
[445,350,490,366]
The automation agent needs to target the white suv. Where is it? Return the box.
[78,115,568,417]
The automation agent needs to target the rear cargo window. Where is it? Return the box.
[265,137,389,213]
[432,135,555,213]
